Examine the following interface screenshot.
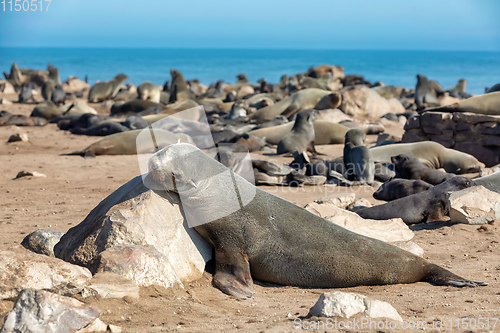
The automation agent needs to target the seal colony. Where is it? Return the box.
[2,61,498,305]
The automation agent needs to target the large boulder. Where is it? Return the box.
[339,86,405,120]
[0,249,92,300]
[54,176,212,289]
[449,185,500,224]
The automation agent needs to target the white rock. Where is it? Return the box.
[1,289,100,333]
[81,272,140,299]
[14,171,47,179]
[364,298,403,322]
[96,245,183,289]
[305,201,414,243]
[76,318,108,333]
[308,291,402,322]
[59,102,97,115]
[340,86,405,120]
[449,185,500,224]
[0,250,92,300]
[307,193,356,210]
[54,175,212,290]
[0,80,16,94]
[0,98,13,105]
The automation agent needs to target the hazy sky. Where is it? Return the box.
[0,0,499,50]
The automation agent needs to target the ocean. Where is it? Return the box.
[1,48,499,95]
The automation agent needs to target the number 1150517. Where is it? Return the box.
[1,0,51,11]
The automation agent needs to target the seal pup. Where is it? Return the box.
[357,177,475,224]
[145,144,486,299]
[392,154,456,185]
[277,109,317,155]
[373,179,434,201]
[343,128,375,185]
[88,74,128,102]
[18,82,38,103]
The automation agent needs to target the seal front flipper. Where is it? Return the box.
[423,263,488,287]
[213,248,255,299]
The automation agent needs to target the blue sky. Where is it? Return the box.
[0,0,499,50]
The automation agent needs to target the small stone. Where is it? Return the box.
[108,325,122,333]
[14,171,47,179]
[7,133,28,143]
[308,291,402,322]
[76,318,108,333]
[21,229,64,257]
[0,98,12,105]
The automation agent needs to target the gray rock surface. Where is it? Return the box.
[1,289,100,333]
[21,229,64,257]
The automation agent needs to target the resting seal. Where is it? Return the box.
[373,179,434,202]
[392,153,455,185]
[66,129,194,157]
[277,109,317,155]
[251,88,341,122]
[426,91,500,115]
[250,120,349,145]
[357,177,475,224]
[145,144,486,299]
[368,141,483,174]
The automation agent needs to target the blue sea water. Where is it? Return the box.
[0,48,499,95]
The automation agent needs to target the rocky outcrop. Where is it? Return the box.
[54,176,212,289]
[402,111,500,167]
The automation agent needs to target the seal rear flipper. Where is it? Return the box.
[423,263,488,287]
[213,249,255,299]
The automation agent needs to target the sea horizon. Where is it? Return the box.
[1,47,499,95]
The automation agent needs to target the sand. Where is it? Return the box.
[0,91,499,332]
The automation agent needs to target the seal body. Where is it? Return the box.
[146,144,486,299]
[88,74,128,102]
[343,128,374,185]
[277,109,317,154]
[358,177,475,224]
[392,154,455,185]
[373,179,434,201]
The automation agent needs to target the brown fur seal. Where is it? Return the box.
[88,74,128,102]
[343,128,374,185]
[169,69,193,102]
[277,109,317,155]
[137,82,161,103]
[66,129,194,157]
[392,154,455,185]
[250,120,349,145]
[415,74,440,108]
[425,91,500,115]
[251,88,341,122]
[357,176,475,224]
[145,144,486,299]
[368,141,483,174]
[373,179,434,201]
